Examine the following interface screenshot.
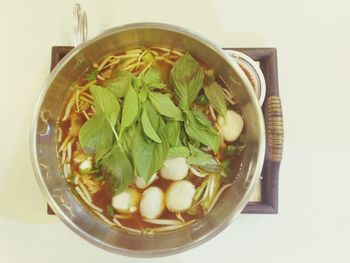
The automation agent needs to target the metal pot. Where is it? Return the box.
[30,23,265,257]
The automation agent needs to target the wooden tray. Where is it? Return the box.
[47,46,283,215]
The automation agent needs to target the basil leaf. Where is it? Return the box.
[119,86,139,137]
[79,114,113,161]
[167,146,190,159]
[142,51,154,64]
[167,120,181,147]
[132,133,155,181]
[143,68,166,90]
[132,119,169,181]
[105,70,135,98]
[145,101,160,128]
[101,143,133,194]
[184,110,220,153]
[139,86,148,103]
[170,53,204,110]
[148,91,183,121]
[122,123,141,159]
[85,69,98,81]
[90,85,120,128]
[204,82,227,117]
[141,107,162,143]
[150,119,170,176]
[187,144,216,166]
[192,109,212,127]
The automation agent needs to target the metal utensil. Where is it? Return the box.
[73,4,87,46]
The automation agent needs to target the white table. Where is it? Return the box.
[1,0,349,262]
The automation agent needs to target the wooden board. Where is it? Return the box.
[47,46,283,215]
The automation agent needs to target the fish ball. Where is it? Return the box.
[165,180,196,212]
[217,110,244,142]
[112,187,140,214]
[160,158,189,181]
[140,186,165,219]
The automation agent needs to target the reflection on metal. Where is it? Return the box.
[229,75,242,86]
[39,163,50,180]
[244,160,256,189]
[38,109,52,136]
[52,188,74,218]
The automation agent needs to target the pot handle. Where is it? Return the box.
[265,96,284,162]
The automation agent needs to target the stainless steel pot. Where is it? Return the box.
[30,23,265,257]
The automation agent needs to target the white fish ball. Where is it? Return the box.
[140,186,165,219]
[217,110,244,142]
[165,180,196,212]
[112,187,140,214]
[160,158,189,181]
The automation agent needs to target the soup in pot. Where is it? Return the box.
[56,46,246,234]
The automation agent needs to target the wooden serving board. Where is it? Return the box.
[47,47,283,215]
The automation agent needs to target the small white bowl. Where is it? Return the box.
[225,50,266,105]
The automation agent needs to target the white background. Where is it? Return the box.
[1,0,350,262]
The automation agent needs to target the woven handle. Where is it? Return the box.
[266,96,284,162]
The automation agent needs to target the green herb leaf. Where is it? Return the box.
[142,51,154,64]
[132,119,169,181]
[195,94,208,105]
[223,145,238,155]
[150,119,170,177]
[192,109,212,127]
[148,91,183,121]
[95,175,104,182]
[167,120,181,147]
[187,144,216,166]
[105,70,135,98]
[141,107,162,143]
[122,123,141,159]
[119,86,139,137]
[139,86,148,103]
[132,133,154,180]
[90,85,120,129]
[107,204,114,216]
[204,82,227,117]
[170,53,204,110]
[145,101,160,129]
[184,110,220,153]
[85,69,98,81]
[79,114,113,161]
[167,146,190,159]
[101,143,133,194]
[143,68,166,89]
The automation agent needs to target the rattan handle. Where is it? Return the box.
[266,96,284,162]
